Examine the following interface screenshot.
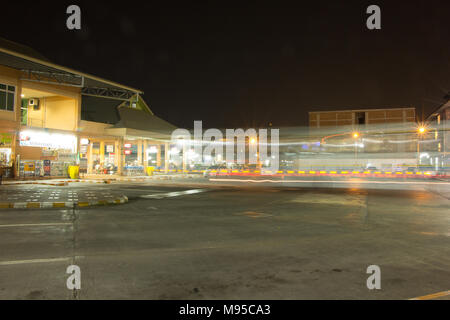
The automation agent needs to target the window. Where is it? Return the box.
[0,83,15,111]
[356,112,365,125]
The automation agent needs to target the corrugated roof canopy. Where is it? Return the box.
[113,107,176,134]
[0,38,142,100]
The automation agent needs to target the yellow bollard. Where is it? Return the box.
[146,166,155,176]
[68,165,80,179]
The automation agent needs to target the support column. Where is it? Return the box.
[137,139,143,166]
[114,140,120,168]
[99,141,105,167]
[87,143,93,174]
[182,144,187,172]
[12,131,17,178]
[143,140,148,168]
[117,139,123,175]
[156,144,161,167]
[164,142,169,173]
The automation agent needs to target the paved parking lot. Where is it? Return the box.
[0,180,449,299]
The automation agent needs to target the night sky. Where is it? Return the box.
[1,1,449,129]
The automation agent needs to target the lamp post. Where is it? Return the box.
[417,126,426,168]
[353,132,360,167]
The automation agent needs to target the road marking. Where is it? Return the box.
[409,290,450,300]
[209,178,450,186]
[0,223,72,228]
[140,189,207,199]
[0,257,78,266]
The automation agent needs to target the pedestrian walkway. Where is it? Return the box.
[0,184,128,209]
[1,173,197,186]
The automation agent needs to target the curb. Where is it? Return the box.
[2,181,69,186]
[0,195,128,209]
[3,179,111,186]
[3,175,193,186]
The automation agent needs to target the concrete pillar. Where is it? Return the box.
[99,141,105,166]
[182,144,187,172]
[117,139,123,175]
[87,143,93,174]
[164,142,169,173]
[143,140,148,168]
[114,140,119,168]
[137,139,143,165]
[12,131,17,178]
[156,144,161,167]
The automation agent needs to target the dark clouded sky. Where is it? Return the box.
[1,1,449,128]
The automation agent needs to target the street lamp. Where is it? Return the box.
[417,126,427,168]
[352,132,360,168]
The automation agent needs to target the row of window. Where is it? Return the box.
[0,83,15,111]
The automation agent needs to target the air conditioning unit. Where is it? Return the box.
[28,98,40,110]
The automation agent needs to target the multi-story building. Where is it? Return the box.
[305,107,422,169]
[309,107,416,128]
[0,38,176,179]
[427,95,449,171]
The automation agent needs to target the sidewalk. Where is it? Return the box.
[0,184,128,209]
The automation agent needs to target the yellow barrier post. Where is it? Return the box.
[146,166,155,176]
[68,165,80,179]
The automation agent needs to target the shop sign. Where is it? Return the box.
[148,146,158,153]
[24,163,35,172]
[19,130,77,152]
[0,133,12,147]
[124,149,132,155]
[106,145,114,153]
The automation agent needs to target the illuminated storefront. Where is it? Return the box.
[17,129,77,177]
[0,133,13,165]
[0,39,175,178]
[78,137,120,175]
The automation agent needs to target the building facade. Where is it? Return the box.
[427,96,449,172]
[0,38,176,179]
[309,107,416,128]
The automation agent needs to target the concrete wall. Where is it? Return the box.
[44,96,77,131]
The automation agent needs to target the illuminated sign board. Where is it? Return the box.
[19,130,77,152]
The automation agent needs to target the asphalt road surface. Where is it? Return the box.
[0,177,449,299]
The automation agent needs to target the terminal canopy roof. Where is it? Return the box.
[0,37,142,101]
[106,107,177,141]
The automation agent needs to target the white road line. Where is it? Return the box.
[140,189,207,199]
[0,223,72,228]
[209,178,450,186]
[0,257,76,266]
